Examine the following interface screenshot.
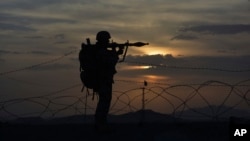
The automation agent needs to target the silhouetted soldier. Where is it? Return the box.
[79,31,148,132]
[94,31,123,132]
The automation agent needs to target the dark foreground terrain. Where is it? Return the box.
[1,121,229,141]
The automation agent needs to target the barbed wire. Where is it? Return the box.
[0,79,249,121]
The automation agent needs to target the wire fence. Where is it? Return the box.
[0,79,249,121]
[0,50,250,121]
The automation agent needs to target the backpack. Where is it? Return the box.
[79,39,99,94]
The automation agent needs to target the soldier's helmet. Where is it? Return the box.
[96,31,111,41]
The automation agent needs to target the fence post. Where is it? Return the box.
[139,80,147,126]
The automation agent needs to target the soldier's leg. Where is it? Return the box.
[95,82,112,125]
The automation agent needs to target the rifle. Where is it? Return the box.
[84,38,149,62]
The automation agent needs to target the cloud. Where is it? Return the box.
[0,50,50,55]
[54,34,69,44]
[0,0,91,11]
[55,34,65,40]
[0,22,36,32]
[126,54,177,65]
[24,36,44,39]
[1,0,250,58]
[0,58,4,62]
[0,12,76,31]
[169,23,250,56]
[180,24,250,35]
[125,54,250,72]
[29,51,50,55]
[171,34,198,41]
[0,50,21,54]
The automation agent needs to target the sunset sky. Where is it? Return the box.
[0,0,250,56]
[0,0,250,117]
